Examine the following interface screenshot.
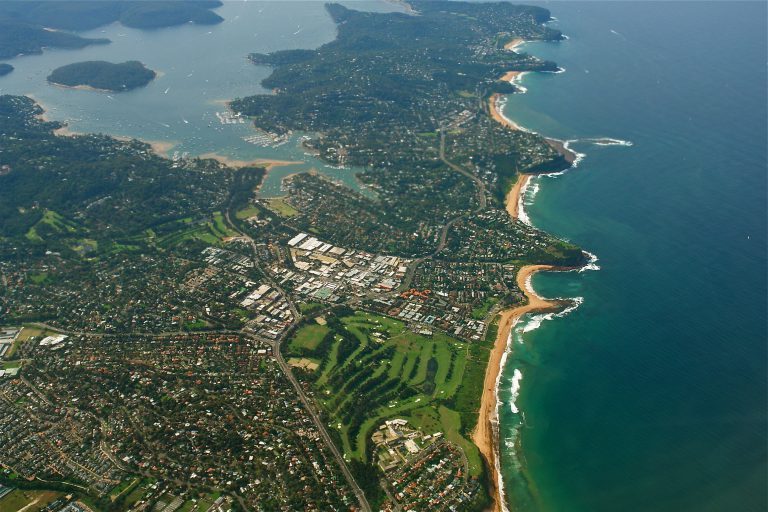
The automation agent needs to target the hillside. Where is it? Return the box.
[47,60,156,92]
[0,1,223,60]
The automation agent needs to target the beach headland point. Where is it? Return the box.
[475,52,580,512]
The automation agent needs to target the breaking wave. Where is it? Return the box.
[583,137,634,147]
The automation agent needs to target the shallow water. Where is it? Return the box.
[0,1,404,196]
[498,3,767,511]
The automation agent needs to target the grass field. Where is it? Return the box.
[234,205,260,220]
[284,311,489,477]
[0,490,61,512]
[6,327,45,357]
[155,216,230,249]
[471,296,499,320]
[298,301,324,314]
[120,478,157,508]
[288,323,330,353]
[264,197,299,218]
[210,212,238,238]
[109,477,140,502]
[25,210,78,242]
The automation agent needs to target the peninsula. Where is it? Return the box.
[233,2,585,510]
[47,60,156,92]
[0,2,585,512]
[0,1,222,60]
[0,63,13,77]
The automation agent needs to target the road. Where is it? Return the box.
[26,322,243,339]
[400,128,488,290]
[273,341,372,512]
[225,209,371,512]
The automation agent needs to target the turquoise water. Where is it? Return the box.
[1,2,765,510]
[0,1,403,196]
[498,3,767,511]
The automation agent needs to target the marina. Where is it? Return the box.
[0,1,404,197]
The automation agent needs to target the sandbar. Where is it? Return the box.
[199,152,304,170]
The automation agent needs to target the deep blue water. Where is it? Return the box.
[1,2,764,510]
[498,2,767,511]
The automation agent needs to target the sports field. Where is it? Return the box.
[284,310,491,476]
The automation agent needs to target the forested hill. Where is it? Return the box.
[0,63,13,76]
[0,95,246,254]
[48,61,156,92]
[231,1,575,259]
[0,1,223,60]
[0,1,223,30]
[0,20,109,60]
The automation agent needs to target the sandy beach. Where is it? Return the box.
[504,38,525,51]
[490,72,580,167]
[48,82,113,93]
[472,166,560,512]
[500,70,524,83]
[489,93,524,132]
[198,153,304,170]
[472,263,563,512]
[145,140,176,156]
[476,59,574,511]
[505,174,531,220]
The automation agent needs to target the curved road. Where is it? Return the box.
[225,210,372,512]
[400,128,488,290]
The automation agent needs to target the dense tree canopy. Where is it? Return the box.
[48,60,156,92]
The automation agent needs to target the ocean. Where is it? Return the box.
[1,2,765,511]
[497,2,767,511]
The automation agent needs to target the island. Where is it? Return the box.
[0,1,222,60]
[0,21,109,60]
[0,2,585,512]
[47,60,157,92]
[0,63,12,77]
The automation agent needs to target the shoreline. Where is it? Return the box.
[473,263,565,512]
[489,93,525,132]
[500,70,524,83]
[48,81,115,93]
[475,38,580,512]
[505,174,531,221]
[489,93,578,165]
[33,96,177,157]
[34,97,309,166]
[504,38,525,52]
[198,152,304,171]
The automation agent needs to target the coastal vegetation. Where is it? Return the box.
[0,1,223,31]
[286,309,491,510]
[0,21,108,60]
[231,4,586,508]
[233,2,577,260]
[47,60,156,92]
[0,1,222,60]
[0,1,588,510]
[0,95,235,248]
